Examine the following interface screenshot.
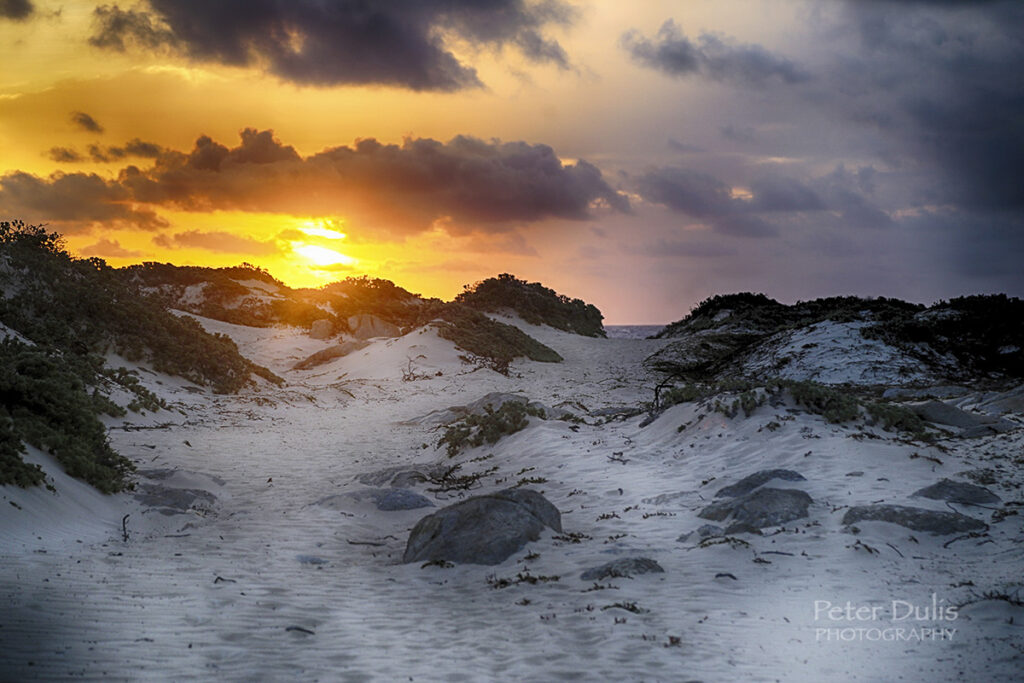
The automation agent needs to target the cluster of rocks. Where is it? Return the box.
[687,469,812,537]
[841,478,998,534]
[677,467,999,542]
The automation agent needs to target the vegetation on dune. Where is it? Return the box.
[0,221,280,491]
[456,273,606,337]
[432,304,563,374]
[127,261,343,332]
[863,294,1024,378]
[322,275,421,327]
[437,400,546,457]
[0,223,281,393]
[0,416,45,488]
[656,292,924,338]
[114,263,580,375]
[653,291,1022,381]
[658,377,932,440]
[0,339,134,492]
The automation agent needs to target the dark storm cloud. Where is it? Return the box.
[70,111,104,133]
[46,140,164,163]
[0,0,33,20]
[89,139,165,163]
[152,230,278,255]
[811,166,893,230]
[48,147,84,163]
[667,138,704,154]
[636,168,734,218]
[3,129,626,235]
[89,0,575,91]
[834,1,1024,210]
[621,19,809,87]
[635,165,891,237]
[119,129,628,232]
[747,176,825,213]
[634,167,777,238]
[0,170,166,230]
[719,124,757,144]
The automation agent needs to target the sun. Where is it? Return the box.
[293,243,356,267]
[298,220,347,240]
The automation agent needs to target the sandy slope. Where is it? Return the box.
[2,317,1022,681]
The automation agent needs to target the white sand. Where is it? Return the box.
[2,317,1022,681]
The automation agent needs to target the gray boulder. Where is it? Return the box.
[698,487,812,529]
[134,484,217,516]
[976,383,1024,416]
[842,504,987,535]
[309,318,335,340]
[292,340,370,370]
[403,489,562,565]
[375,489,434,511]
[580,557,664,581]
[358,488,434,511]
[882,386,970,400]
[356,464,444,488]
[677,524,725,543]
[715,469,806,498]
[348,314,402,340]
[912,479,1001,505]
[723,522,765,535]
[910,400,1015,437]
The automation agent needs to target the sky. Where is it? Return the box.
[1,1,1022,324]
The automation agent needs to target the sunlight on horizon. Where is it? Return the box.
[292,243,356,268]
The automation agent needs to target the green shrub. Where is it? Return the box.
[456,273,605,337]
[437,401,546,457]
[0,222,277,393]
[659,383,705,408]
[866,402,931,440]
[0,339,134,492]
[433,304,563,370]
[0,417,46,488]
[785,380,861,423]
[863,294,1024,378]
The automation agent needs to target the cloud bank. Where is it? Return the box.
[89,0,576,90]
[621,20,809,87]
[3,129,628,235]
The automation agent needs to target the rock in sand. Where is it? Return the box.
[841,504,987,535]
[911,479,1001,505]
[580,557,665,581]
[403,489,561,565]
[698,487,812,529]
[714,469,806,498]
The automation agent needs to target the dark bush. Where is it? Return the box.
[456,273,605,337]
[437,401,546,456]
[432,305,563,370]
[0,339,134,492]
[0,222,279,393]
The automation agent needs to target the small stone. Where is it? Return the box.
[580,557,664,581]
[714,469,806,498]
[841,504,987,535]
[911,479,1001,505]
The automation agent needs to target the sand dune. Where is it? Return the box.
[2,317,1022,681]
